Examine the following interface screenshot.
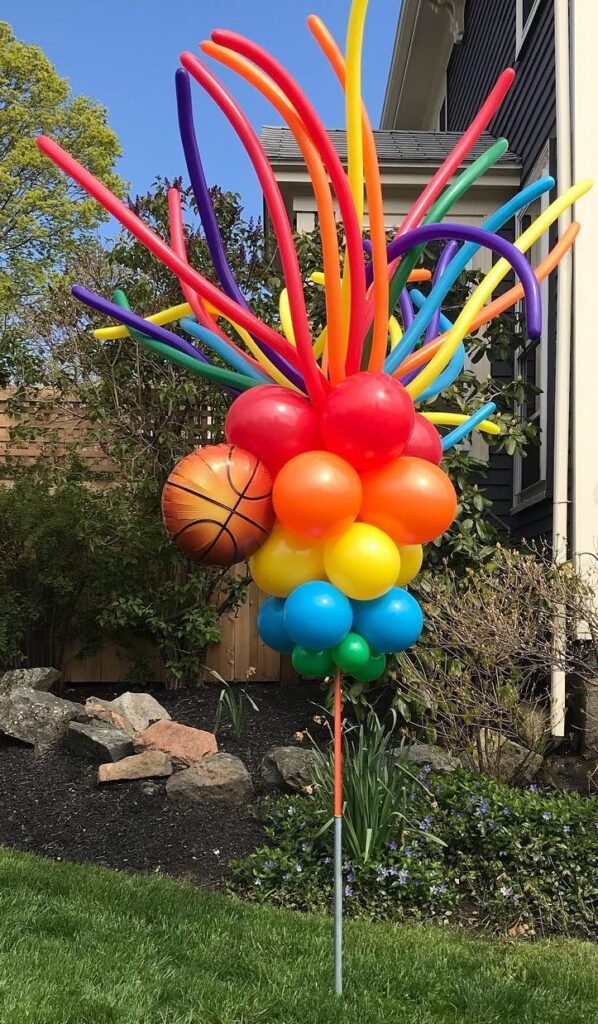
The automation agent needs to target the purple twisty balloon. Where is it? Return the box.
[175,68,306,393]
[365,223,542,340]
[363,237,413,330]
[425,240,458,344]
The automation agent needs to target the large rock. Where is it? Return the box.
[403,742,460,774]
[537,755,598,794]
[98,750,172,784]
[134,720,217,766]
[166,753,253,807]
[67,720,134,763]
[0,687,83,752]
[465,729,544,782]
[85,692,170,736]
[0,667,61,696]
[111,692,171,733]
[261,745,317,791]
[85,697,136,736]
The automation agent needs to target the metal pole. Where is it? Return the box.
[333,666,343,996]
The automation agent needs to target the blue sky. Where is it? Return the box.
[4,0,399,221]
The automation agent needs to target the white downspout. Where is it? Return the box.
[551,0,573,736]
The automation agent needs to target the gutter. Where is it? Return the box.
[551,0,573,736]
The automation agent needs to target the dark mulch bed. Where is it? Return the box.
[0,680,329,888]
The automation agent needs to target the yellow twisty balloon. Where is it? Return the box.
[422,412,500,435]
[408,179,593,399]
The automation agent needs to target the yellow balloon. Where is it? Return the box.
[396,544,424,587]
[250,523,325,598]
[323,523,400,601]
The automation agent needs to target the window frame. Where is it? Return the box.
[512,142,551,512]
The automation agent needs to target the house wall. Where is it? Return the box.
[446,0,557,542]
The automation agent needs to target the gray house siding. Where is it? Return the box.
[446,0,557,543]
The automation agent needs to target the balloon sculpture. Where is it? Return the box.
[37,0,589,995]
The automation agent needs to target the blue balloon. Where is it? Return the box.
[283,581,353,650]
[352,588,423,653]
[257,596,294,653]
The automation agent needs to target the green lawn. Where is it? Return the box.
[1,848,598,1024]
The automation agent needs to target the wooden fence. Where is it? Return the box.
[1,389,293,684]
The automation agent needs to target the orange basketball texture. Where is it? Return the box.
[161,444,274,566]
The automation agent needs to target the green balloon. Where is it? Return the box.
[332,632,370,673]
[292,645,335,679]
[351,651,387,683]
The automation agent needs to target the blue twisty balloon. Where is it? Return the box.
[284,581,353,650]
[257,596,294,653]
[352,588,423,653]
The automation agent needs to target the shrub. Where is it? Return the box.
[390,545,598,765]
[0,471,247,683]
[232,768,598,937]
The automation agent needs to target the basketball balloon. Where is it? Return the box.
[161,443,274,566]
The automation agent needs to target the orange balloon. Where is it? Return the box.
[273,450,362,540]
[360,456,457,545]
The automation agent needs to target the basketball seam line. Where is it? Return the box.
[199,445,263,560]
[165,481,270,535]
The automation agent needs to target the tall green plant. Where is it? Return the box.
[310,712,439,865]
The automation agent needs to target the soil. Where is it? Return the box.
[0,680,329,888]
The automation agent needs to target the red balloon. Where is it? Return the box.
[320,372,415,470]
[225,385,321,478]
[402,413,442,465]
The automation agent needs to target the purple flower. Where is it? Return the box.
[563,825,571,834]
[287,806,297,815]
[323,856,332,865]
[419,816,433,833]
[418,765,432,781]
[487,821,497,830]
[475,801,489,816]
[389,840,398,851]
[398,868,409,885]
[528,784,539,792]
[499,885,512,898]
[262,860,275,871]
[376,866,389,879]
[404,846,414,858]
[344,885,354,897]
[430,883,447,895]
[502,807,511,817]
[254,878,262,886]
[295,863,303,873]
[346,872,355,883]
[388,867,398,876]
[542,811,552,822]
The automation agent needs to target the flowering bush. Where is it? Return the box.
[232,769,598,936]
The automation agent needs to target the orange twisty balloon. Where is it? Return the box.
[273,450,362,540]
[161,443,274,566]
[360,456,457,545]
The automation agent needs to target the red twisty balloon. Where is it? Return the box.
[225,385,321,477]
[320,372,415,470]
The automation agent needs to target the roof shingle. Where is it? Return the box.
[260,126,521,167]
